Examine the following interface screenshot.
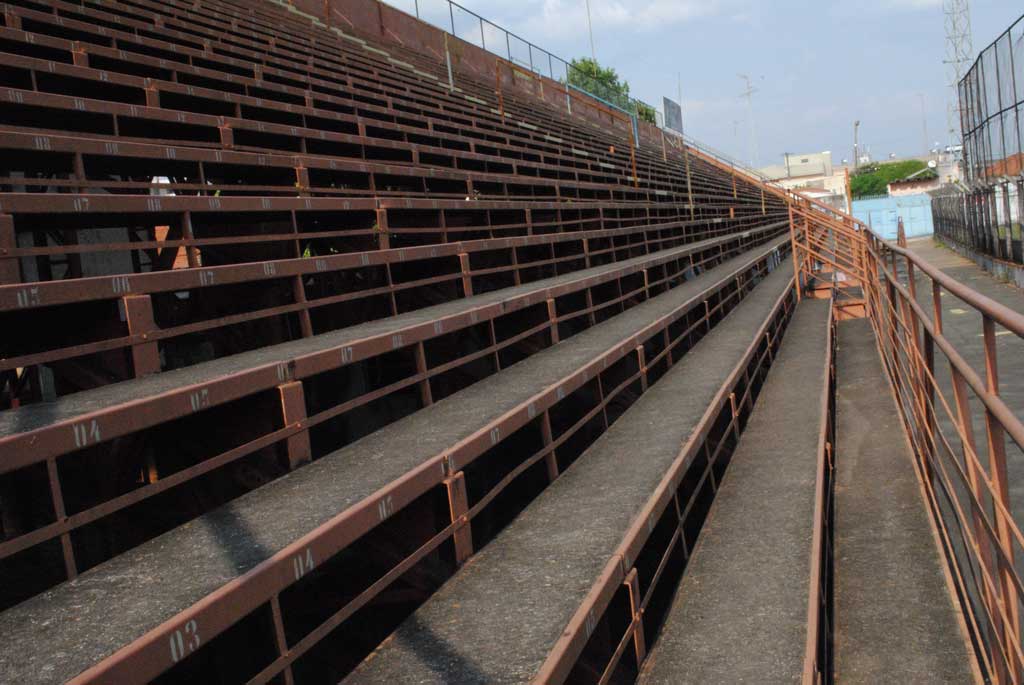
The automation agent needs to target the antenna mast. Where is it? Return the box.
[942,0,972,156]
[738,74,758,168]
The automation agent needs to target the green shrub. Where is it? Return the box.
[850,160,929,198]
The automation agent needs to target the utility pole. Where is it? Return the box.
[918,93,930,156]
[853,120,860,170]
[738,74,758,168]
[585,0,596,62]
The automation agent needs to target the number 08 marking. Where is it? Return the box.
[169,619,200,663]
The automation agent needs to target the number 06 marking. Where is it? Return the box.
[169,619,200,663]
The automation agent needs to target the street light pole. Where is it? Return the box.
[918,93,929,156]
[853,120,861,170]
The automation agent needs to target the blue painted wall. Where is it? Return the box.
[852,194,934,240]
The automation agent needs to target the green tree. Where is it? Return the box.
[636,102,656,125]
[568,57,630,109]
[850,160,932,199]
[567,57,655,124]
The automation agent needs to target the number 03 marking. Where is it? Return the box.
[169,619,200,663]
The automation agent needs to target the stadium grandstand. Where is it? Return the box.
[0,1,1019,684]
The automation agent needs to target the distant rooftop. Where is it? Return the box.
[889,167,938,186]
[759,151,833,181]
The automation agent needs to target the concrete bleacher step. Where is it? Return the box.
[636,298,831,684]
[833,318,977,684]
[0,232,783,604]
[344,261,796,684]
[1,228,783,444]
[0,241,786,684]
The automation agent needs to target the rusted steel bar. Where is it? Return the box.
[982,314,1022,683]
[875,293,1004,676]
[789,206,802,301]
[887,242,1024,337]
[278,380,312,470]
[876,273,1015,680]
[802,300,835,684]
[871,250,1024,456]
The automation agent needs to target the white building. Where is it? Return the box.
[758,151,850,212]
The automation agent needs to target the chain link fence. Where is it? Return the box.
[935,13,1024,267]
[386,0,655,119]
[960,13,1024,183]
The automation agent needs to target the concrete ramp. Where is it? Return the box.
[833,318,977,683]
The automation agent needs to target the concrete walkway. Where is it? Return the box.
[834,318,977,684]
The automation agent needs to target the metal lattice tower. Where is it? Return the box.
[943,0,973,151]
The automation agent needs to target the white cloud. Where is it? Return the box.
[588,0,722,31]
[847,0,941,11]
[453,0,736,42]
[884,0,941,7]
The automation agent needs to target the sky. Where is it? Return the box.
[389,0,1021,169]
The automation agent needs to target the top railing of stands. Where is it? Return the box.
[386,0,801,182]
[378,0,659,119]
[276,0,778,182]
[376,0,806,185]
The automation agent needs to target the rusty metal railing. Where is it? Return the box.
[792,199,1024,683]
[804,302,836,683]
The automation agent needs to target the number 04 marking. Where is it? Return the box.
[293,548,315,581]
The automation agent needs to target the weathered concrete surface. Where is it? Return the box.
[638,299,830,685]
[346,264,795,684]
[834,317,976,684]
